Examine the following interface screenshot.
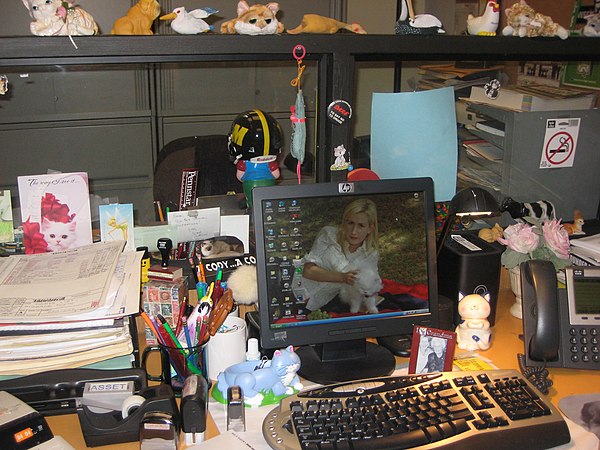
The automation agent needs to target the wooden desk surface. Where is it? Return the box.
[46,269,600,448]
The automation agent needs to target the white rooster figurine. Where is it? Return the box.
[467,1,500,36]
[160,6,218,34]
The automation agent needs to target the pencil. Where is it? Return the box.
[197,257,206,283]
[140,311,161,341]
[156,201,165,223]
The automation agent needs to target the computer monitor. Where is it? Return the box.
[252,178,439,384]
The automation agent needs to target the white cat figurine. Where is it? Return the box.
[340,267,383,314]
[42,218,78,252]
[21,0,98,36]
[455,292,492,351]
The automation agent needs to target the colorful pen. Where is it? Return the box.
[212,268,224,303]
[140,311,161,341]
[175,296,188,336]
[157,314,202,376]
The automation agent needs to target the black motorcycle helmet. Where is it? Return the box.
[228,109,283,163]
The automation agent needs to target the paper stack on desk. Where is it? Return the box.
[0,241,142,377]
[570,234,600,266]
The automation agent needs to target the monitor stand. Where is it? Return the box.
[377,334,413,357]
[296,339,396,385]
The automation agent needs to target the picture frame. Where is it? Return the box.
[408,326,457,374]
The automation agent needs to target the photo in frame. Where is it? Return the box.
[408,326,457,374]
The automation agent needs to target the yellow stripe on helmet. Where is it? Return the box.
[252,109,270,156]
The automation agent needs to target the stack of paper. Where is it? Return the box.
[570,234,600,267]
[0,241,142,377]
[416,64,503,97]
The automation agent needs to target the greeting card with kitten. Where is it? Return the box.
[18,172,93,254]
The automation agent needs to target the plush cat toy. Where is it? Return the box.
[501,0,568,40]
[21,0,98,36]
[215,345,303,406]
[220,1,284,35]
[455,292,492,351]
[583,13,600,37]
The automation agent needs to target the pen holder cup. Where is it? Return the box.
[141,342,209,395]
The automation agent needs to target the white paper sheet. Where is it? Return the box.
[168,207,220,243]
[0,241,124,322]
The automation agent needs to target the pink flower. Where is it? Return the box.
[498,223,539,254]
[543,219,570,259]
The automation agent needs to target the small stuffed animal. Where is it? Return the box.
[455,292,492,351]
[466,1,500,36]
[339,267,383,314]
[112,0,161,35]
[215,345,303,406]
[287,14,366,34]
[499,196,556,224]
[502,0,568,40]
[563,209,585,235]
[227,264,258,306]
[583,13,600,37]
[220,1,284,35]
[478,223,503,243]
[21,0,98,36]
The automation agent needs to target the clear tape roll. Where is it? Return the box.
[121,394,146,418]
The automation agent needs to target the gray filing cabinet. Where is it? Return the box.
[461,103,600,221]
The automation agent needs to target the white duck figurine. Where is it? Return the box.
[395,0,445,35]
[467,1,500,36]
[160,6,218,34]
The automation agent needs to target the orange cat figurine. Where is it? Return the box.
[220,1,284,35]
[563,209,584,235]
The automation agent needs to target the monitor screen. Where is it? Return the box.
[252,178,439,384]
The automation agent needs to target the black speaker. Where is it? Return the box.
[437,232,503,326]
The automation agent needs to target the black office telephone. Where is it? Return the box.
[521,260,600,370]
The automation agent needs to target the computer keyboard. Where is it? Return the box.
[262,369,571,450]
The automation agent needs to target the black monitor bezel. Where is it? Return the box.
[252,177,439,350]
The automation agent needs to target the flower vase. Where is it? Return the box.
[509,266,522,319]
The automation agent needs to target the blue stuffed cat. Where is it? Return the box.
[216,345,303,406]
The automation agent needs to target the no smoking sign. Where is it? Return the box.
[540,118,580,169]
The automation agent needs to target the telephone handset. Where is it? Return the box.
[521,260,600,370]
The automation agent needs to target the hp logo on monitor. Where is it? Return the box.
[338,183,354,193]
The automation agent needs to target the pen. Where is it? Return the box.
[156,321,187,376]
[191,263,207,300]
[183,318,193,353]
[158,315,203,376]
[199,283,214,316]
[140,311,161,341]
[198,315,209,346]
[213,268,224,303]
[175,297,188,336]
[197,256,207,283]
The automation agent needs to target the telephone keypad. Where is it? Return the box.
[567,326,600,366]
